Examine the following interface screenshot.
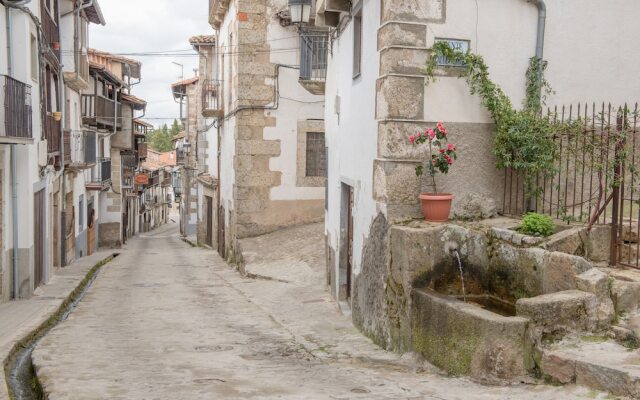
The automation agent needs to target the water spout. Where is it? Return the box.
[452,250,466,302]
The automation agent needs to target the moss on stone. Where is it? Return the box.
[412,315,480,376]
[580,335,609,343]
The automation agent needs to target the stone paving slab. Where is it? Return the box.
[0,250,116,400]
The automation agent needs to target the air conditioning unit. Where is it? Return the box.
[38,140,48,167]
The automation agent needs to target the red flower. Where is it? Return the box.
[409,135,415,144]
[445,154,453,165]
[417,131,422,138]
[447,143,456,151]
[439,149,446,154]
[437,122,447,136]
[427,128,436,140]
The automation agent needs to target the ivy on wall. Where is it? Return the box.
[424,41,556,194]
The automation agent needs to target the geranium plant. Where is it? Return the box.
[409,122,457,194]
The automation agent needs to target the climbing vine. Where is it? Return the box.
[424,41,557,194]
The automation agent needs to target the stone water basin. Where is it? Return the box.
[412,289,530,382]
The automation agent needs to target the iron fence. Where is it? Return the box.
[1,75,33,140]
[502,102,640,268]
[299,29,329,82]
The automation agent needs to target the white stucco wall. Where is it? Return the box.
[264,0,325,201]
[425,0,640,122]
[324,1,380,285]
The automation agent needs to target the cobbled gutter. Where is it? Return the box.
[3,254,118,400]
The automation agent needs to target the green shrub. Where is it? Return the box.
[519,213,555,237]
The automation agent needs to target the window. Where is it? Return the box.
[306,132,327,177]
[352,4,362,79]
[30,34,38,82]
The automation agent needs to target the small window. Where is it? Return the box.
[30,34,38,82]
[306,132,327,177]
[352,5,362,79]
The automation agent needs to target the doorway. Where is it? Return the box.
[217,206,226,258]
[339,183,354,301]
[34,189,46,288]
[205,195,213,247]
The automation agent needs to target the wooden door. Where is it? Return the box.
[217,206,225,258]
[206,196,213,247]
[34,189,46,288]
[87,199,96,255]
[346,186,354,299]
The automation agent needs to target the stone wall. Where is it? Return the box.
[99,222,121,248]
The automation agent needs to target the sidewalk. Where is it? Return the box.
[0,249,117,399]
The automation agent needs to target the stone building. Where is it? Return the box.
[314,0,640,337]
[207,0,328,260]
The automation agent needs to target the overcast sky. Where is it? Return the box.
[90,0,212,129]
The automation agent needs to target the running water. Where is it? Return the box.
[453,250,466,302]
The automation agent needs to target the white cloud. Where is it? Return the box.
[90,0,212,128]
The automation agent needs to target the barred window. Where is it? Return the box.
[306,132,326,177]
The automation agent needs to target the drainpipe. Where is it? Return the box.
[526,0,546,211]
[531,0,546,61]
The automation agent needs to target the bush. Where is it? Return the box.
[519,213,555,237]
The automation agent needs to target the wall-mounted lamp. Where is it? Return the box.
[288,0,312,24]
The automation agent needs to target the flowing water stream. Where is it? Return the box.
[452,250,466,302]
[5,255,116,400]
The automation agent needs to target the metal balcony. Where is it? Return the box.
[86,158,112,191]
[202,80,224,118]
[137,142,148,160]
[40,0,60,62]
[176,149,186,165]
[0,75,33,144]
[299,29,329,95]
[65,130,97,169]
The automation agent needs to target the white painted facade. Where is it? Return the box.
[320,0,640,301]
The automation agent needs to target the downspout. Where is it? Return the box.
[527,0,546,211]
[57,0,66,272]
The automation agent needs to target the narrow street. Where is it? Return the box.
[31,218,600,399]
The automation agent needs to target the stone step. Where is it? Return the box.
[542,339,640,398]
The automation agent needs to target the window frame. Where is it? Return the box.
[352,1,363,79]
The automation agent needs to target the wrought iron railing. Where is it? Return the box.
[1,75,33,140]
[299,29,329,82]
[122,152,138,169]
[65,130,96,166]
[138,142,148,159]
[91,158,111,184]
[202,79,223,117]
[176,149,186,165]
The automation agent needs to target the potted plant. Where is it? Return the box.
[409,122,457,222]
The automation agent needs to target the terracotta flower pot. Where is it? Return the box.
[52,42,61,51]
[52,111,62,122]
[419,193,454,222]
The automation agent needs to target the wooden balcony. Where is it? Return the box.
[86,158,112,191]
[44,113,61,155]
[81,94,122,130]
[0,75,33,144]
[202,80,224,118]
[40,1,60,62]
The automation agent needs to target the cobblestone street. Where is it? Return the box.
[31,220,608,399]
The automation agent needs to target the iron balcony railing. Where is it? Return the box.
[299,29,329,82]
[122,152,138,169]
[81,94,122,129]
[88,158,112,186]
[149,173,160,186]
[1,75,33,141]
[138,142,148,160]
[176,149,186,165]
[65,130,96,167]
[202,79,223,118]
